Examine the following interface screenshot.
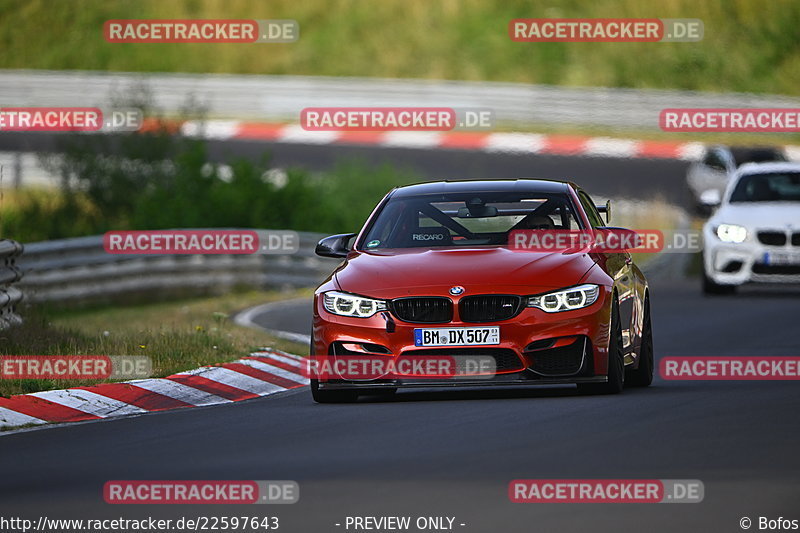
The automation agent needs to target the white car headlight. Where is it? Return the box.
[715,224,747,243]
[527,284,600,313]
[323,291,386,318]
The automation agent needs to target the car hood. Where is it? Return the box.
[711,203,800,229]
[334,247,596,299]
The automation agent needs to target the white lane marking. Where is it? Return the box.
[125,378,231,407]
[181,120,240,140]
[275,351,306,362]
[257,349,306,362]
[0,407,46,428]
[484,132,546,153]
[238,359,309,385]
[234,300,313,346]
[278,124,340,144]
[677,142,705,161]
[785,145,800,162]
[175,366,285,396]
[381,131,443,148]
[29,389,147,417]
[258,353,304,368]
[583,137,639,158]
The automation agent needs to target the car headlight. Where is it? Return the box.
[715,224,747,243]
[323,291,387,318]
[527,284,600,313]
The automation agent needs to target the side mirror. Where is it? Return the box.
[315,233,357,258]
[596,200,612,224]
[699,189,722,208]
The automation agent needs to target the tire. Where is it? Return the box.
[626,295,653,387]
[578,296,625,395]
[702,271,736,295]
[310,378,359,403]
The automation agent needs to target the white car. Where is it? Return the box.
[702,162,800,294]
[687,146,787,214]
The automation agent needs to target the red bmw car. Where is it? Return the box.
[311,179,653,402]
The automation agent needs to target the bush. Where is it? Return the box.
[1,122,413,242]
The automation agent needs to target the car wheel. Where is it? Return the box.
[626,295,653,387]
[702,271,736,295]
[310,378,359,403]
[578,297,625,395]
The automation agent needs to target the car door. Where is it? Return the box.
[576,190,637,361]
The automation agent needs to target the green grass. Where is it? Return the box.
[0,0,798,95]
[0,288,310,397]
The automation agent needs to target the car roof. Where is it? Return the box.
[389,179,573,197]
[728,146,787,167]
[735,161,800,176]
[707,145,787,166]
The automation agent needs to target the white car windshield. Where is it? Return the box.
[729,172,800,203]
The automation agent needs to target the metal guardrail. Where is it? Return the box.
[13,224,695,308]
[17,232,339,304]
[2,69,799,130]
[0,239,24,328]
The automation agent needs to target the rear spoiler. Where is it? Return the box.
[595,201,611,223]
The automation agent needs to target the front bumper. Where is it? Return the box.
[312,287,614,389]
[703,231,800,285]
[318,375,608,391]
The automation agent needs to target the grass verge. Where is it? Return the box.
[1,0,799,96]
[0,289,311,397]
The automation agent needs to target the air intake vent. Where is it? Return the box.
[757,231,787,246]
[459,295,523,323]
[390,297,452,323]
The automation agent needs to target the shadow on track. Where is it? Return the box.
[348,383,680,404]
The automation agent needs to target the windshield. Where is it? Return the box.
[729,172,800,203]
[360,191,583,249]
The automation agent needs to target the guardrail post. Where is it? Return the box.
[0,239,24,329]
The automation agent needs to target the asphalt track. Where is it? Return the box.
[1,278,799,532]
[0,132,693,205]
[1,138,798,532]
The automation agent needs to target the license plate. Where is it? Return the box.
[764,252,800,265]
[414,327,500,347]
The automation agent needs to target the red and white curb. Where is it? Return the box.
[177,120,800,161]
[0,349,308,431]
